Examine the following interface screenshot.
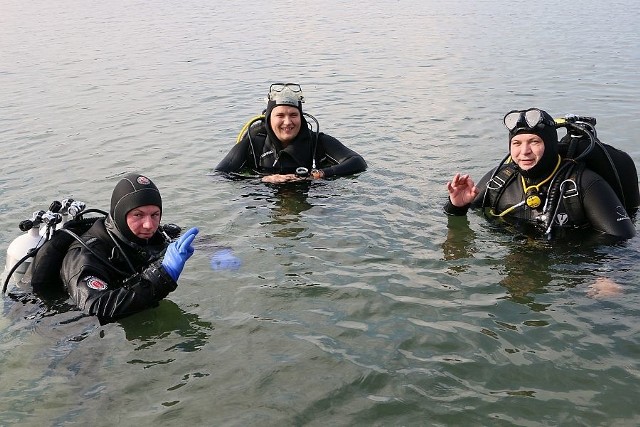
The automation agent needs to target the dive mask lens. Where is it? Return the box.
[504,110,523,131]
[284,83,301,92]
[270,83,286,93]
[524,109,543,128]
[504,108,553,132]
[268,84,305,103]
[269,83,302,93]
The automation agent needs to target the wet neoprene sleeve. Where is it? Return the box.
[88,262,176,322]
[62,247,177,323]
[215,137,251,173]
[317,133,367,178]
[578,169,636,238]
[60,220,177,323]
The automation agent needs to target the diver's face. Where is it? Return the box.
[510,133,545,171]
[126,205,161,239]
[270,105,301,144]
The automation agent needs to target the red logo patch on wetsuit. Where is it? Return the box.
[137,176,150,185]
[85,276,108,291]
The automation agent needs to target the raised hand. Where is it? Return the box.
[447,173,479,207]
[161,227,199,281]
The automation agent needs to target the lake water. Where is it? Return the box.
[1,0,640,425]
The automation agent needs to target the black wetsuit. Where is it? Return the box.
[215,121,367,177]
[444,165,636,239]
[60,218,177,323]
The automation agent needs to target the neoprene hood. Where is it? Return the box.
[110,173,162,244]
[509,109,559,180]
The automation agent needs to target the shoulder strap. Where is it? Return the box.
[483,162,519,209]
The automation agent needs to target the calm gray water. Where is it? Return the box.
[1,0,640,426]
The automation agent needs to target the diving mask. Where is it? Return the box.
[504,108,556,132]
[267,83,305,105]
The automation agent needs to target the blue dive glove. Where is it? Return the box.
[161,227,199,281]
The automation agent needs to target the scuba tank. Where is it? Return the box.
[5,220,44,285]
[2,199,99,293]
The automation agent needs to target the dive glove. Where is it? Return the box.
[161,227,199,281]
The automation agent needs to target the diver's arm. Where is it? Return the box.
[581,170,636,239]
[215,137,252,173]
[88,261,177,323]
[316,133,367,178]
[61,247,177,323]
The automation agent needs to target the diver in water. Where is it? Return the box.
[444,108,637,240]
[215,82,367,183]
[59,173,199,323]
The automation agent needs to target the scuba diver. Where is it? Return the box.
[215,82,367,183]
[444,108,638,240]
[5,173,199,324]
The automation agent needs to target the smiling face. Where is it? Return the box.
[510,133,545,171]
[269,105,302,145]
[125,205,161,240]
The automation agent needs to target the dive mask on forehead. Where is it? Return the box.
[270,82,302,94]
[268,83,305,104]
[504,108,556,132]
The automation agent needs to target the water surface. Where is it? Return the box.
[1,1,640,425]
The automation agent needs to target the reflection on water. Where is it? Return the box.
[443,213,629,310]
[264,182,313,226]
[3,290,213,350]
[119,300,213,352]
[441,215,477,272]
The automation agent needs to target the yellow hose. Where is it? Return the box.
[236,115,265,144]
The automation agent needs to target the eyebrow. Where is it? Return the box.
[131,208,161,214]
[512,136,542,142]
